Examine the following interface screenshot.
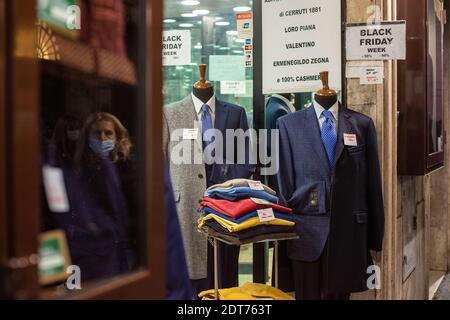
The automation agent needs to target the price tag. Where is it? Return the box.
[251,197,272,205]
[257,208,275,222]
[344,133,358,146]
[248,180,265,191]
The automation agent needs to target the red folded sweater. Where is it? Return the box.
[200,197,292,219]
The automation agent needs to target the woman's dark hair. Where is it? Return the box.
[51,114,82,164]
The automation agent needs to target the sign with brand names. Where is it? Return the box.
[262,0,342,94]
[346,21,406,60]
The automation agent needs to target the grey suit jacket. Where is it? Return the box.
[163,96,207,280]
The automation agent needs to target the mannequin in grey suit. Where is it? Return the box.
[163,65,255,297]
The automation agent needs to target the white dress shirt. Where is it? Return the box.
[313,99,339,133]
[191,93,216,125]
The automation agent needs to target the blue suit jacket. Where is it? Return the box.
[276,105,384,268]
[208,99,256,186]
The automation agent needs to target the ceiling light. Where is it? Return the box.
[179,23,194,28]
[215,17,224,21]
[226,30,238,36]
[194,42,203,49]
[232,50,243,54]
[182,13,197,17]
[193,9,210,15]
[235,38,245,43]
[233,6,251,12]
[181,0,199,5]
[164,19,177,23]
[215,21,230,26]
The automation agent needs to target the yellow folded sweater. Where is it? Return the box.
[198,214,295,233]
[199,282,294,300]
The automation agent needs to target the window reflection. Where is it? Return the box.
[38,0,142,289]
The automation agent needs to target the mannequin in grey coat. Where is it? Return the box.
[163,95,255,289]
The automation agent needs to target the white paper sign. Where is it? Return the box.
[237,12,253,39]
[209,55,246,81]
[183,128,198,140]
[262,0,342,94]
[346,61,384,78]
[162,30,191,66]
[220,81,246,95]
[248,180,265,191]
[42,166,70,213]
[257,208,276,222]
[360,66,384,84]
[346,21,406,60]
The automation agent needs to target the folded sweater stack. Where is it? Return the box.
[198,179,295,242]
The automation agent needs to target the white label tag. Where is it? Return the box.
[42,166,70,213]
[257,208,275,222]
[183,128,199,140]
[248,180,265,191]
[251,197,272,205]
[344,133,358,146]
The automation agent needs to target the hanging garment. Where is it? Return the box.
[163,95,255,280]
[276,103,384,294]
[89,0,126,56]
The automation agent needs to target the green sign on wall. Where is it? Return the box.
[38,230,71,285]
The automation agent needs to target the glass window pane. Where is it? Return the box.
[37,0,145,291]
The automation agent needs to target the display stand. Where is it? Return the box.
[199,226,298,300]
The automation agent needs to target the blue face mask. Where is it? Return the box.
[89,138,116,157]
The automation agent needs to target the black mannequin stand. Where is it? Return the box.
[314,94,337,110]
[193,86,214,104]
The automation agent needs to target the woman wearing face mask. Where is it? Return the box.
[70,112,137,282]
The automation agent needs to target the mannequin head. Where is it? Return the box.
[315,71,338,109]
[193,63,214,103]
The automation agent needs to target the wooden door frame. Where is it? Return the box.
[0,0,7,296]
[1,0,165,299]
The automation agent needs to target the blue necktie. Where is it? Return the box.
[321,110,337,169]
[201,104,213,148]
